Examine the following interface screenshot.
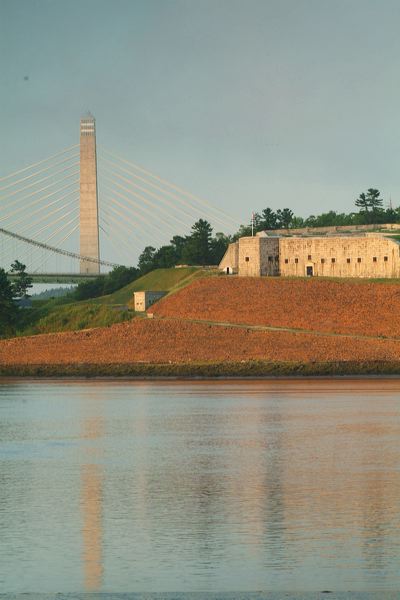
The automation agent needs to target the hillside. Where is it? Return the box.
[149,276,400,338]
[19,303,133,336]
[2,318,400,368]
[92,267,209,306]
[5,273,400,376]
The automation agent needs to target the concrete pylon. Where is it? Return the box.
[80,113,100,274]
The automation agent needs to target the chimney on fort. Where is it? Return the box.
[79,113,100,274]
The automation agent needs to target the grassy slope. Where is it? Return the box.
[92,267,215,306]
[15,267,214,336]
[19,303,134,336]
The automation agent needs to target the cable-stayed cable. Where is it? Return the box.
[101,186,187,239]
[99,155,226,229]
[0,153,79,193]
[101,177,191,232]
[99,146,240,228]
[0,176,79,222]
[0,144,79,182]
[0,161,79,202]
[8,193,78,233]
[101,194,167,244]
[100,201,161,249]
[100,161,202,225]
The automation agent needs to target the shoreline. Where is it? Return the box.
[1,360,400,378]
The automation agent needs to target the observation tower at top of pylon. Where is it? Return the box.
[79,113,100,274]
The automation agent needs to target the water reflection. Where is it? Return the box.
[0,379,399,593]
[80,404,104,591]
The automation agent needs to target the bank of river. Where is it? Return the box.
[0,379,399,594]
[1,359,400,378]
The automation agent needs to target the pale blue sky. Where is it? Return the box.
[1,0,400,239]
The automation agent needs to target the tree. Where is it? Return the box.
[138,246,156,274]
[355,189,384,224]
[10,260,32,299]
[153,245,178,269]
[181,219,213,265]
[260,208,278,230]
[355,192,369,213]
[0,268,17,336]
[102,265,138,295]
[366,188,383,212]
[210,232,231,264]
[276,208,294,229]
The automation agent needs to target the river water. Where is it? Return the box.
[0,379,399,594]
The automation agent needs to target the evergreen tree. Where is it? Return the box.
[182,219,213,265]
[10,260,32,299]
[138,246,156,274]
[260,208,278,230]
[0,268,17,336]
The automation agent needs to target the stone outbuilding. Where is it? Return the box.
[133,291,167,312]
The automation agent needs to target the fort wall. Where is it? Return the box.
[238,237,279,276]
[219,241,239,274]
[279,235,400,278]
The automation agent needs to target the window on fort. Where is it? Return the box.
[284,259,289,264]
[295,258,299,264]
[245,257,250,262]
[373,257,377,262]
[268,256,273,262]
[384,256,388,262]
[331,258,336,263]
[308,255,312,260]
[357,258,362,263]
[321,258,325,264]
[347,258,351,263]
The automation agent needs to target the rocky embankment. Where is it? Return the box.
[150,277,400,338]
[2,277,400,376]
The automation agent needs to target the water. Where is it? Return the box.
[0,379,399,594]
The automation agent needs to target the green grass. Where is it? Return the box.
[93,267,217,306]
[18,303,134,336]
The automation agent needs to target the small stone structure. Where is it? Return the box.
[133,291,167,312]
[220,233,400,278]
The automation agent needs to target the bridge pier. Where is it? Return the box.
[80,114,100,275]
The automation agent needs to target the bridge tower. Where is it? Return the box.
[80,113,100,274]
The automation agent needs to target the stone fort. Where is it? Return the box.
[219,224,400,278]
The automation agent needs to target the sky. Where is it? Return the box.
[1,0,400,265]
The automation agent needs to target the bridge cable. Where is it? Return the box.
[28,217,80,273]
[100,212,143,255]
[0,175,79,222]
[99,146,240,229]
[0,226,121,268]
[0,161,79,202]
[99,155,228,230]
[0,144,79,183]
[99,220,136,266]
[101,176,192,232]
[100,162,203,226]
[0,153,79,193]
[101,188,176,241]
[100,200,163,248]
[7,191,78,233]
